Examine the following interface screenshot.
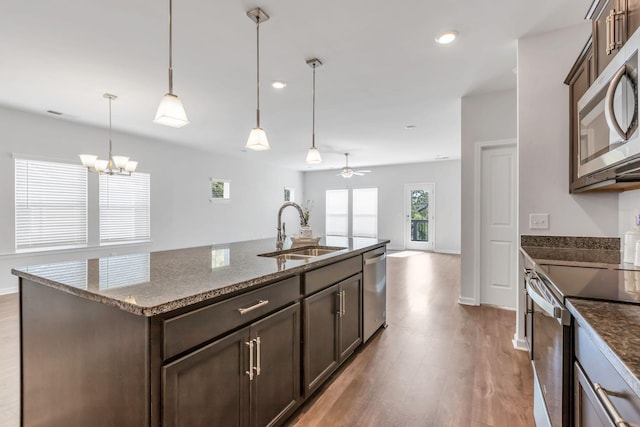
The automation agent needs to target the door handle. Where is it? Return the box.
[605,64,630,141]
[255,337,261,376]
[245,340,254,381]
[594,383,631,427]
[341,290,346,316]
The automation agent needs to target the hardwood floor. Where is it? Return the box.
[0,292,19,427]
[0,251,533,427]
[285,252,534,427]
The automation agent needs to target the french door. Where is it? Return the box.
[405,183,434,251]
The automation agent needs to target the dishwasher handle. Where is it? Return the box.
[364,253,386,265]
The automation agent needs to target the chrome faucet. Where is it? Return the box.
[276,202,307,251]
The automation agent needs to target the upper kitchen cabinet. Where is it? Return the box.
[565,38,594,193]
[589,0,640,76]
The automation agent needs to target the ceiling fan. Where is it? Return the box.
[337,153,371,178]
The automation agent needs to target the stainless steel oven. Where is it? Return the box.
[521,250,572,427]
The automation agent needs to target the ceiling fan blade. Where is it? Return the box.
[357,170,371,173]
[353,172,365,176]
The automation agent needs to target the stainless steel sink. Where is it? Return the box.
[258,246,346,260]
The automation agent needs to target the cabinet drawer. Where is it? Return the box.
[163,276,300,360]
[575,323,640,424]
[303,256,361,295]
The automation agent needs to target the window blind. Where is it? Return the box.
[325,189,349,236]
[15,159,88,251]
[352,188,378,238]
[99,172,150,244]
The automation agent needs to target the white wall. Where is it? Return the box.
[460,89,517,304]
[303,160,461,253]
[0,106,303,294]
[518,24,618,237]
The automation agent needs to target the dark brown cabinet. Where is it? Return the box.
[163,303,301,427]
[573,322,640,427]
[566,39,594,192]
[590,0,640,76]
[303,273,363,396]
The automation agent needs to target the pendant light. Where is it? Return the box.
[245,7,270,151]
[154,0,189,128]
[305,58,323,164]
[80,94,138,175]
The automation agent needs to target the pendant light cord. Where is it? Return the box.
[256,17,261,128]
[312,63,316,149]
[168,0,174,94]
[108,96,113,160]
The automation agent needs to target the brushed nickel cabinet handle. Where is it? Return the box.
[255,337,261,376]
[238,299,269,315]
[336,292,342,317]
[594,383,630,427]
[342,290,346,316]
[245,340,254,381]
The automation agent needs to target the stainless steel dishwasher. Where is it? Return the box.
[362,247,387,342]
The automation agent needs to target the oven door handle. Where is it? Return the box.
[526,281,558,318]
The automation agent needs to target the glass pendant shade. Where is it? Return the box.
[306,147,322,164]
[154,93,189,128]
[79,154,98,169]
[94,159,109,173]
[245,127,270,151]
[125,160,138,173]
[112,155,130,170]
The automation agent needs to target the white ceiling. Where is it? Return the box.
[0,0,591,171]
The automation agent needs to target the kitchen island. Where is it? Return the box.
[12,237,388,427]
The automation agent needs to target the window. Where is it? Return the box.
[352,188,378,238]
[100,173,150,245]
[211,179,230,200]
[325,187,378,238]
[325,189,349,236]
[15,158,87,252]
[284,187,294,202]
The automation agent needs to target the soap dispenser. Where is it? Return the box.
[624,213,640,264]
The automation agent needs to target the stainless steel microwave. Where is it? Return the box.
[577,28,640,178]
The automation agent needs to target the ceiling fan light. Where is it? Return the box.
[154,93,189,128]
[79,154,98,169]
[124,160,138,173]
[245,127,270,151]
[306,147,322,164]
[112,155,130,170]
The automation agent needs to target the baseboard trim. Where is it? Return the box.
[0,286,18,296]
[434,249,461,255]
[512,335,529,352]
[458,296,478,306]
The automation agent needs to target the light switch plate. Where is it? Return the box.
[529,213,549,230]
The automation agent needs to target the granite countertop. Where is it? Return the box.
[12,237,389,317]
[567,299,640,398]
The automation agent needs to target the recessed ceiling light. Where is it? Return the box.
[436,31,458,45]
[47,110,63,116]
[272,81,287,89]
[404,125,416,130]
[434,155,450,160]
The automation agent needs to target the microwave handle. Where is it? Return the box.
[605,64,630,141]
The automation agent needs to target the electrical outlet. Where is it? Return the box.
[529,213,549,230]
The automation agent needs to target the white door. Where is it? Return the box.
[480,144,517,308]
[405,183,434,251]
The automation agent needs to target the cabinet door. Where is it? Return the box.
[303,284,339,395]
[163,328,250,427]
[574,362,614,427]
[567,41,594,192]
[629,0,640,36]
[251,303,301,427]
[594,0,626,76]
[338,274,363,362]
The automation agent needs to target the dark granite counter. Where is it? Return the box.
[11,236,389,316]
[567,299,640,398]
